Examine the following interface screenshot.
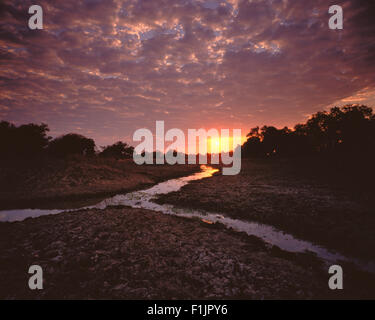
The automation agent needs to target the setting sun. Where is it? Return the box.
[207,135,247,153]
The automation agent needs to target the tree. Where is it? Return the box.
[302,105,374,155]
[16,123,51,155]
[242,127,263,157]
[48,133,96,158]
[242,104,375,159]
[0,121,51,158]
[0,121,16,157]
[99,141,134,159]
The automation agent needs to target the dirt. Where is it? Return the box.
[156,159,375,260]
[1,158,374,299]
[0,158,200,210]
[2,205,374,300]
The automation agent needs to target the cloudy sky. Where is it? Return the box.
[1,0,375,146]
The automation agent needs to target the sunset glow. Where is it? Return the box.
[1,0,374,146]
[207,136,247,153]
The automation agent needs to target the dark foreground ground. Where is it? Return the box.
[0,158,199,210]
[1,206,374,300]
[0,158,374,299]
[157,158,375,261]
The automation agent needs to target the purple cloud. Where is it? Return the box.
[1,0,374,145]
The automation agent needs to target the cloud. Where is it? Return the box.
[1,0,375,145]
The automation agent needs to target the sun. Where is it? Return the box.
[216,137,231,153]
[207,136,245,154]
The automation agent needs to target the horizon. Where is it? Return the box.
[1,103,372,154]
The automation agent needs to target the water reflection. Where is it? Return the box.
[91,165,219,209]
[87,166,375,272]
[1,165,374,273]
[0,208,62,222]
[0,165,218,222]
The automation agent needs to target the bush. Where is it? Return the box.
[99,141,134,159]
[48,133,96,158]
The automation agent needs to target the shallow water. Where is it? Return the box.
[1,165,374,273]
[0,166,218,223]
[0,208,62,222]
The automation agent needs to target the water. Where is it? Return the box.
[1,165,374,273]
[0,165,219,223]
[0,208,62,222]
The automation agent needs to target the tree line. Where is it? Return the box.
[0,121,134,161]
[242,105,375,160]
[1,104,374,162]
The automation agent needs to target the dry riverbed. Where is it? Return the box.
[156,159,375,261]
[1,159,374,299]
[1,205,369,300]
[0,158,199,210]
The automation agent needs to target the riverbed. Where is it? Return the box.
[1,165,373,274]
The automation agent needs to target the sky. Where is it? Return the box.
[1,0,375,147]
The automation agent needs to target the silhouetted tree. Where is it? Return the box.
[0,121,15,157]
[295,105,375,156]
[260,126,292,156]
[0,121,51,159]
[48,133,95,158]
[242,105,375,160]
[242,127,263,157]
[99,141,134,159]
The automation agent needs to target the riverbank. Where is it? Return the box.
[1,205,367,300]
[156,159,375,261]
[1,160,374,299]
[0,158,200,210]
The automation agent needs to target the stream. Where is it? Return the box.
[1,165,374,273]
